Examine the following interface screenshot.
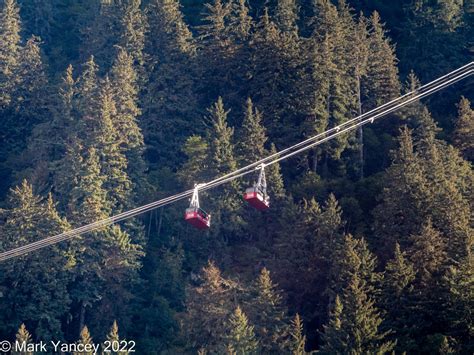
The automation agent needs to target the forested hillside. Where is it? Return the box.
[0,0,472,353]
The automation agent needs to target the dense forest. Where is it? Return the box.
[0,0,472,353]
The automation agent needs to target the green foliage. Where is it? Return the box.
[275,0,299,34]
[373,121,473,261]
[229,0,252,41]
[74,325,94,355]
[441,255,474,353]
[320,295,345,353]
[381,243,416,351]
[110,47,147,197]
[288,314,307,355]
[0,0,21,107]
[95,77,132,213]
[321,274,395,354]
[363,10,400,110]
[14,35,48,123]
[384,243,415,298]
[179,135,210,186]
[131,238,184,353]
[0,181,71,341]
[13,323,33,355]
[328,234,381,303]
[181,261,241,352]
[248,268,289,352]
[119,0,146,71]
[144,0,198,169]
[207,97,238,176]
[0,1,472,353]
[80,1,122,72]
[238,97,266,164]
[225,306,259,354]
[408,219,447,285]
[452,96,474,161]
[105,321,129,355]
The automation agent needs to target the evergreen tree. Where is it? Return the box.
[198,0,232,48]
[75,56,100,131]
[375,118,472,351]
[266,143,285,198]
[68,147,108,223]
[329,234,380,302]
[384,243,415,298]
[304,35,331,173]
[107,320,120,342]
[249,6,304,146]
[106,321,129,355]
[147,0,195,55]
[275,0,299,34]
[408,219,447,285]
[0,0,21,107]
[14,35,48,124]
[320,295,346,353]
[228,0,252,42]
[2,34,49,190]
[74,325,94,355]
[321,275,395,354]
[81,0,122,72]
[144,0,198,169]
[248,267,289,353]
[182,261,241,352]
[66,146,108,329]
[372,127,428,257]
[225,306,259,355]
[273,194,345,341]
[273,198,322,303]
[23,63,77,193]
[288,314,307,355]
[94,77,132,213]
[381,243,416,351]
[307,0,357,168]
[207,97,239,178]
[452,96,473,161]
[110,47,147,200]
[0,181,71,341]
[374,118,472,262]
[53,136,83,212]
[119,0,147,72]
[197,0,254,114]
[64,142,142,334]
[442,254,474,353]
[238,98,267,164]
[130,240,184,353]
[363,11,400,110]
[205,97,243,238]
[318,194,345,262]
[13,323,33,355]
[399,0,469,81]
[49,64,76,160]
[391,220,454,353]
[178,135,210,187]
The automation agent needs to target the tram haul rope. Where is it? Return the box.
[0,62,472,262]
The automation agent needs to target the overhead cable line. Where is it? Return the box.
[0,62,472,262]
[206,61,474,185]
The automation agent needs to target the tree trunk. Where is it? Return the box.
[157,207,164,237]
[79,301,86,334]
[357,75,364,179]
[312,148,318,173]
